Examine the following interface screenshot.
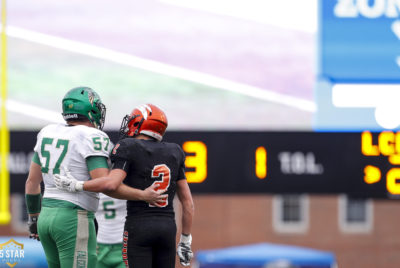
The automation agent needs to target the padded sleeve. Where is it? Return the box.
[86,156,109,171]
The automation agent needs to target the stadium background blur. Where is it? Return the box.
[1,0,400,267]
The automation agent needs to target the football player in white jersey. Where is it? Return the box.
[25,87,165,268]
[95,194,126,268]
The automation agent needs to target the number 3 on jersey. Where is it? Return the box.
[150,164,171,207]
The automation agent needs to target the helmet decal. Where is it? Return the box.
[137,104,152,120]
[88,91,95,105]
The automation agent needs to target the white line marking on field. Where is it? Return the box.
[7,99,64,123]
[7,25,316,112]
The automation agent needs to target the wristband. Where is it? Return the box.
[28,215,38,223]
[180,234,192,244]
[25,194,42,214]
[75,181,84,192]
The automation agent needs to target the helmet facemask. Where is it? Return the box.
[94,101,106,130]
[119,114,141,139]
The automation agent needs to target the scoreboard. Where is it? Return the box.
[9,131,400,199]
[164,131,400,198]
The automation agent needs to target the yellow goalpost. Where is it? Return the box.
[0,0,10,225]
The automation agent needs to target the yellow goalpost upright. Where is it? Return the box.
[0,0,11,225]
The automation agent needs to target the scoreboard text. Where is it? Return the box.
[9,131,400,198]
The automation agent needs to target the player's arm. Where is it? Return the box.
[89,167,167,204]
[176,179,195,267]
[176,145,194,235]
[57,156,166,203]
[84,168,142,199]
[78,138,131,193]
[176,144,194,267]
[177,179,194,235]
[102,173,167,205]
[54,156,122,193]
[25,152,43,241]
[86,156,120,192]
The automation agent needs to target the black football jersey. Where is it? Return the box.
[110,137,186,218]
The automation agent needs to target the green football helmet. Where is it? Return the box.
[62,87,106,130]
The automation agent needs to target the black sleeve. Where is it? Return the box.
[110,139,132,172]
[112,159,129,172]
[176,144,187,181]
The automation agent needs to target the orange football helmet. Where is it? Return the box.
[119,104,168,141]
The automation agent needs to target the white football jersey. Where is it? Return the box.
[34,123,112,212]
[96,193,127,244]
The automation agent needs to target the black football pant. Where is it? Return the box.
[123,216,177,268]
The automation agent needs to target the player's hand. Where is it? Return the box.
[54,167,84,192]
[177,234,193,267]
[28,215,40,241]
[142,183,168,206]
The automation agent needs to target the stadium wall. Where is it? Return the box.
[2,195,400,268]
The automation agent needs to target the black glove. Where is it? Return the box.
[28,215,40,241]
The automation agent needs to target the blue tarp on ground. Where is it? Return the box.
[196,243,337,268]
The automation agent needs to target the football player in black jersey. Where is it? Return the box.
[55,104,195,268]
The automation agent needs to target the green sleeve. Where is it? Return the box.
[86,156,109,171]
[32,152,41,165]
